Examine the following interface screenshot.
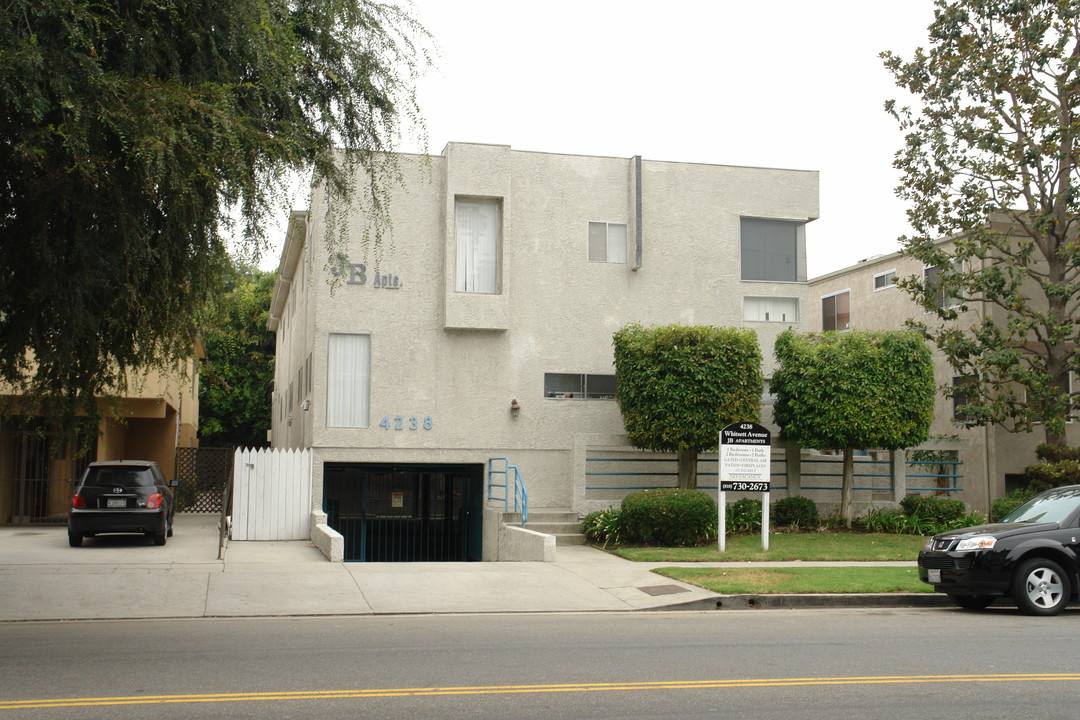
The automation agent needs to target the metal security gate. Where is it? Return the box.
[2,422,95,525]
[324,463,483,562]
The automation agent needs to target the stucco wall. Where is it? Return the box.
[272,143,819,516]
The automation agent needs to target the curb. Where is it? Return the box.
[651,593,954,611]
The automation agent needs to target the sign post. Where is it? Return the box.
[719,422,772,552]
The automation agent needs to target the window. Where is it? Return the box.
[952,375,977,422]
[544,373,616,399]
[588,222,627,263]
[327,333,371,427]
[456,198,500,293]
[874,270,897,290]
[744,296,799,323]
[740,218,807,283]
[924,260,963,309]
[821,290,850,331]
[761,379,777,406]
[1026,372,1074,424]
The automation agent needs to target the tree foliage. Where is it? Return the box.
[198,265,276,449]
[883,0,1080,445]
[772,329,935,523]
[0,0,429,435]
[612,323,763,489]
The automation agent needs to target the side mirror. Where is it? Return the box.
[170,479,180,488]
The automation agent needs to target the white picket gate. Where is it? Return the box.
[231,448,313,541]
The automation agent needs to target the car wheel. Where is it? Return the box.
[167,515,174,538]
[68,531,83,548]
[1011,558,1070,616]
[948,594,995,611]
[152,519,168,546]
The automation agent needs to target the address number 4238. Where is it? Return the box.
[379,416,433,431]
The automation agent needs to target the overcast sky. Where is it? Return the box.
[268,0,938,278]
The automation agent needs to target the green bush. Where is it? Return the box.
[991,487,1038,522]
[858,507,930,534]
[619,489,717,546]
[1035,443,1080,463]
[1025,459,1080,492]
[772,496,819,529]
[174,480,198,512]
[727,497,762,533]
[581,507,624,547]
[899,495,966,526]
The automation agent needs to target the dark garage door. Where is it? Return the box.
[323,463,483,562]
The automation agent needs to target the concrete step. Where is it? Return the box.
[501,509,586,546]
[524,521,581,535]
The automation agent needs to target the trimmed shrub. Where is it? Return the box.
[581,507,624,547]
[899,495,966,526]
[619,489,717,546]
[1035,444,1080,463]
[727,497,763,533]
[991,487,1038,522]
[772,496,819,529]
[1025,459,1080,492]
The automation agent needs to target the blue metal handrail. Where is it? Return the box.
[487,457,528,526]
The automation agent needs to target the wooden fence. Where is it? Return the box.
[231,447,312,541]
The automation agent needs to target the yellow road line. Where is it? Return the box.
[3,674,1080,710]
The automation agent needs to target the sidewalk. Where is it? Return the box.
[0,514,943,622]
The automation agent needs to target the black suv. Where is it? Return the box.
[919,485,1080,615]
[68,460,177,547]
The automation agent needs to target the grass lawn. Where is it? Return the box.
[653,566,931,594]
[609,532,925,562]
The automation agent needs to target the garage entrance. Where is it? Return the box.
[323,463,484,562]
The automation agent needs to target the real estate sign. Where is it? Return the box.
[718,422,772,551]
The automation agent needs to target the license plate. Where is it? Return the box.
[928,569,941,584]
[107,498,127,508]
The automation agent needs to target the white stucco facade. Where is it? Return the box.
[268,142,819,559]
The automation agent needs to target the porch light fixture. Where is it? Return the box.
[510,399,521,417]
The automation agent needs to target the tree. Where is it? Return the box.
[771,329,936,525]
[0,0,429,437]
[612,324,763,489]
[198,265,276,448]
[883,0,1080,446]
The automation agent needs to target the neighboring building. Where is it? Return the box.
[268,141,819,561]
[809,241,1077,515]
[0,347,205,525]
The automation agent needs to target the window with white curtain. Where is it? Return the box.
[588,222,627,263]
[743,296,799,322]
[326,333,371,427]
[455,198,500,293]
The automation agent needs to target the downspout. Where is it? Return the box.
[633,155,643,270]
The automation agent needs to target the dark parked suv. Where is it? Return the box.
[918,485,1080,615]
[68,460,177,547]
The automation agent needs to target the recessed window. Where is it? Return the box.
[1025,372,1074,424]
[456,198,500,293]
[874,270,897,290]
[924,260,963,309]
[744,296,799,323]
[544,373,616,399]
[952,375,977,422]
[740,218,807,283]
[327,333,371,427]
[588,222,627,263]
[761,379,777,406]
[821,290,850,331]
